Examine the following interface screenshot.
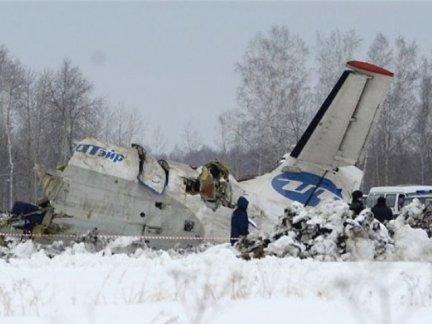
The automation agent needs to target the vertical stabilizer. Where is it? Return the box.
[291,61,394,168]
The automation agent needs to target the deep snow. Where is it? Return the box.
[1,241,432,324]
[1,200,432,323]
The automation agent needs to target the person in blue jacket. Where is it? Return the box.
[230,196,250,245]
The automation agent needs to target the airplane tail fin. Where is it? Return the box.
[290,61,394,168]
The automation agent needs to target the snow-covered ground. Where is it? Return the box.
[1,240,432,324]
[2,199,432,323]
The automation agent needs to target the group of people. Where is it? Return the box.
[230,190,402,246]
[349,190,397,223]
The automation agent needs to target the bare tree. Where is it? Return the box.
[217,111,252,177]
[362,33,394,189]
[315,29,362,105]
[181,121,202,156]
[48,59,103,163]
[0,48,148,205]
[363,35,419,188]
[416,57,432,184]
[382,36,418,184]
[1,87,14,209]
[13,70,37,202]
[226,25,311,175]
[0,49,25,209]
[149,126,168,157]
[101,105,145,147]
[32,71,57,167]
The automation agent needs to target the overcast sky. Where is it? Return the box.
[1,2,432,150]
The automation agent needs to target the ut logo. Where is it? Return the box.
[271,172,342,207]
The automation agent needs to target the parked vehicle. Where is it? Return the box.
[366,185,432,216]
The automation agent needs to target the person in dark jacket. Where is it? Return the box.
[349,190,364,216]
[372,196,394,223]
[398,194,406,210]
[230,196,249,245]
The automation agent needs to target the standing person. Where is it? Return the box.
[372,196,394,223]
[398,194,406,210]
[349,190,364,216]
[230,196,249,245]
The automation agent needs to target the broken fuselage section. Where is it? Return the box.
[183,160,233,210]
[31,138,256,249]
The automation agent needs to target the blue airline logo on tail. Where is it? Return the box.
[271,172,342,207]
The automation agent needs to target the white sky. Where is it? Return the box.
[1,2,431,150]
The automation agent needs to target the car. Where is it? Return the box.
[366,185,432,216]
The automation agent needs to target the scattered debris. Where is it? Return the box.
[392,198,432,237]
[183,160,233,210]
[2,197,432,262]
[237,199,432,261]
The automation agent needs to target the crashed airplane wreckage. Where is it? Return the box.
[1,61,394,249]
[26,139,254,250]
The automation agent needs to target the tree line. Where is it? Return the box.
[0,47,163,209]
[218,27,432,193]
[1,27,431,210]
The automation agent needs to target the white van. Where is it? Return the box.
[366,185,432,215]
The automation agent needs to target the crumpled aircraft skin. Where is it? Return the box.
[7,61,393,249]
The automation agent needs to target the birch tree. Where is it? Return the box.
[181,122,202,155]
[227,26,311,175]
[48,59,103,163]
[381,36,418,184]
[362,33,393,189]
[315,29,362,105]
[0,48,25,209]
[148,126,168,158]
[416,57,432,184]
[101,105,144,147]
[363,34,419,188]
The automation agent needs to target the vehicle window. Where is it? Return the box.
[417,197,426,204]
[385,194,396,208]
[366,194,378,208]
[405,195,432,206]
[404,198,414,205]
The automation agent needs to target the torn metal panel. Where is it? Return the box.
[32,138,257,249]
[26,60,392,250]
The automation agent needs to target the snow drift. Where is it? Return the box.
[1,240,432,323]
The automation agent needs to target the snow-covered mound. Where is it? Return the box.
[1,240,432,323]
[238,200,432,262]
[389,198,432,236]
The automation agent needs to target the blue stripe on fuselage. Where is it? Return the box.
[271,171,342,207]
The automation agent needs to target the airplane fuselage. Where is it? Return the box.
[29,60,394,248]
